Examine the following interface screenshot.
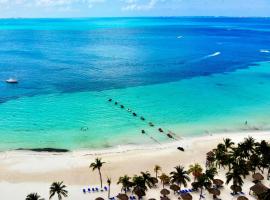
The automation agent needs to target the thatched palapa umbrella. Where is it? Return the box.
[117,193,129,200]
[208,188,221,196]
[180,192,192,200]
[134,187,146,199]
[160,188,170,196]
[170,184,180,194]
[237,196,249,200]
[148,198,156,200]
[252,173,264,181]
[95,198,105,200]
[213,179,224,187]
[160,197,170,200]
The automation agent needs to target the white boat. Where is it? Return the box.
[6,78,18,84]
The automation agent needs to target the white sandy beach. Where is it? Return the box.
[0,131,270,200]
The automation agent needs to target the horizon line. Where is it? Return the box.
[0,16,270,20]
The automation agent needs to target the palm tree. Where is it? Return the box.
[205,167,217,181]
[188,163,203,181]
[117,175,132,193]
[159,173,170,188]
[141,171,156,188]
[132,175,147,191]
[132,175,148,199]
[243,136,256,157]
[213,144,226,169]
[49,182,68,200]
[223,138,234,152]
[90,158,106,188]
[226,168,244,195]
[26,193,44,200]
[107,177,111,199]
[197,174,211,200]
[154,165,162,179]
[170,165,190,189]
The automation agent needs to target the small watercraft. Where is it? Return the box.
[6,78,18,84]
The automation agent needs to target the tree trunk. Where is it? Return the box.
[98,169,103,188]
[156,171,158,179]
[108,184,111,199]
[199,188,203,200]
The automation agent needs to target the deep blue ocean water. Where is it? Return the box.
[0,17,270,150]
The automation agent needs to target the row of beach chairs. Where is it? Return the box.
[83,186,108,193]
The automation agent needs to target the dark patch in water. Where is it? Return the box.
[16,148,69,153]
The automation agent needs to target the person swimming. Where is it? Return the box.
[141,130,146,134]
[120,105,124,109]
[108,99,112,102]
[115,102,118,105]
[133,112,137,117]
[80,127,88,131]
[140,116,145,121]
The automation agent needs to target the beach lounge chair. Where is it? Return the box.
[83,189,86,193]
[92,188,95,192]
[88,188,91,192]
[104,186,108,191]
[95,187,99,191]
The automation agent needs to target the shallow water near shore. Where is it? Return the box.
[1,61,270,151]
[1,17,270,151]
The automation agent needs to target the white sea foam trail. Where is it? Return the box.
[260,49,270,53]
[204,51,221,58]
[177,36,183,39]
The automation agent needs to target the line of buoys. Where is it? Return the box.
[158,128,164,133]
[107,98,178,141]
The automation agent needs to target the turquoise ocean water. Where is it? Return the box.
[0,18,270,150]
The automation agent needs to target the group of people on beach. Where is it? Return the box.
[108,98,177,141]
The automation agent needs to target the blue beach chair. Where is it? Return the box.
[88,188,91,192]
[83,189,86,193]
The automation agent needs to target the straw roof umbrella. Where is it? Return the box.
[117,193,129,200]
[160,188,170,196]
[213,179,224,187]
[252,173,264,181]
[230,185,242,193]
[208,188,221,196]
[170,184,180,194]
[133,187,146,199]
[250,183,269,195]
[148,198,156,200]
[95,198,104,200]
[180,193,192,200]
[160,197,170,200]
[237,196,249,200]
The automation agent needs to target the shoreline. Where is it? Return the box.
[5,129,270,155]
[0,130,269,199]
